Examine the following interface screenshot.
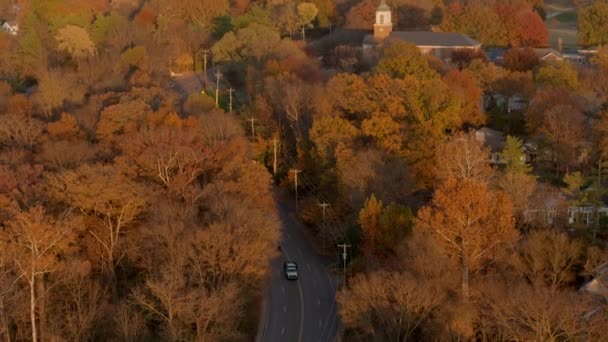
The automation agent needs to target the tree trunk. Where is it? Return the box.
[461,254,469,301]
[0,297,10,342]
[36,280,46,342]
[109,265,119,303]
[30,277,37,342]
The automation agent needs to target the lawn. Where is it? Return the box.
[544,0,578,48]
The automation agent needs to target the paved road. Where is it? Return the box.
[259,191,340,342]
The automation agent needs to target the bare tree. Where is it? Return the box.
[3,207,75,342]
[339,270,444,341]
[517,230,584,290]
[47,164,147,301]
[434,131,494,184]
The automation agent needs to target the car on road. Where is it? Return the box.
[283,261,298,280]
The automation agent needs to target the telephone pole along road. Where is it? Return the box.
[259,189,340,342]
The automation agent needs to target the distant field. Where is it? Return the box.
[544,0,578,48]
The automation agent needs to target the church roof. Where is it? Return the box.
[387,31,480,48]
[377,0,390,11]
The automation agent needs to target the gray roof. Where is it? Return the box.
[387,31,480,48]
[475,127,505,152]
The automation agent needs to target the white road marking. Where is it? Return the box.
[318,299,321,307]
[282,286,286,295]
[283,305,287,313]
[281,327,285,335]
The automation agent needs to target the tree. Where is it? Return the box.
[526,102,586,172]
[339,271,444,341]
[444,69,486,126]
[515,10,548,47]
[0,113,44,149]
[90,11,130,47]
[358,194,383,256]
[451,48,487,70]
[3,206,75,342]
[297,2,318,33]
[118,126,211,206]
[55,25,96,60]
[434,131,494,184]
[96,99,151,149]
[34,68,87,117]
[503,48,541,72]
[50,261,107,341]
[47,164,147,300]
[374,41,437,80]
[479,280,592,340]
[153,0,229,31]
[417,178,518,299]
[309,115,358,162]
[536,62,580,90]
[361,114,402,154]
[47,112,83,141]
[501,135,532,174]
[518,230,584,289]
[578,0,608,46]
[497,168,537,224]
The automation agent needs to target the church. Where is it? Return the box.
[362,0,481,61]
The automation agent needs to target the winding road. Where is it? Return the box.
[259,191,340,342]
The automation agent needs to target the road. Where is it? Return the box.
[259,191,340,342]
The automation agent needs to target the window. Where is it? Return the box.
[379,14,384,25]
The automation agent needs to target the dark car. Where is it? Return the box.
[283,261,298,280]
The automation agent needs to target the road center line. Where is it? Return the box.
[283,305,287,313]
[281,327,285,335]
[282,286,286,295]
[282,248,305,342]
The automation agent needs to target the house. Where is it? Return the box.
[581,262,608,298]
[1,21,18,36]
[362,0,481,61]
[474,127,535,165]
[475,127,506,164]
[532,48,564,62]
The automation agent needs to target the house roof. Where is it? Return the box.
[387,31,480,48]
[532,48,563,60]
[475,127,505,152]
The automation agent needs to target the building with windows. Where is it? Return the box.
[363,0,481,61]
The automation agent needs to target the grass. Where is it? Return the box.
[544,0,578,49]
[555,11,577,23]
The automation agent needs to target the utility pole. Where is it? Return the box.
[301,26,306,40]
[273,138,278,175]
[338,243,351,287]
[248,116,256,138]
[215,69,222,108]
[200,48,209,86]
[228,88,235,114]
[319,202,330,250]
[291,169,301,213]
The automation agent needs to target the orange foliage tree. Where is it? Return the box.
[416,178,518,299]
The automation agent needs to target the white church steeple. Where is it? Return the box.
[374,0,392,41]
